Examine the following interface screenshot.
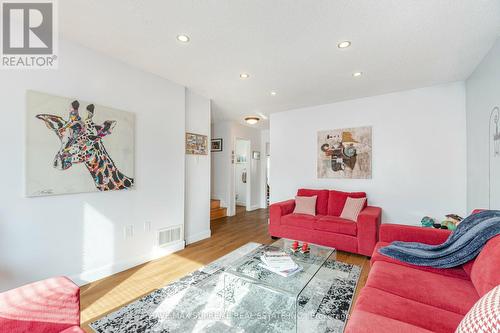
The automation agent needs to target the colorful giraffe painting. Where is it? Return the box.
[35,100,134,192]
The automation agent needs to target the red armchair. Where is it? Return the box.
[0,276,82,333]
[269,188,382,256]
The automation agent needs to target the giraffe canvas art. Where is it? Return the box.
[26,91,135,197]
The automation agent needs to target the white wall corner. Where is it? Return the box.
[185,229,212,245]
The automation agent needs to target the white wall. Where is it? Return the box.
[466,38,500,211]
[185,90,211,244]
[270,82,467,225]
[211,121,265,216]
[0,40,187,291]
[260,129,270,208]
[235,139,249,206]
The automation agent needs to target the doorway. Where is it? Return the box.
[234,138,251,213]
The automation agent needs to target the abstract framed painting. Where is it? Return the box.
[317,126,372,179]
[25,90,135,197]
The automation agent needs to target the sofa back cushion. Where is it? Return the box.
[470,235,500,297]
[297,189,329,215]
[327,190,367,216]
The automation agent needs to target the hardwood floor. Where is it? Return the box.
[80,208,370,332]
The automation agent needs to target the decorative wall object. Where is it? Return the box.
[252,151,261,160]
[317,126,372,179]
[186,132,208,155]
[211,138,223,152]
[492,107,500,158]
[26,90,135,197]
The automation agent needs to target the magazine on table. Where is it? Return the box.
[260,251,302,277]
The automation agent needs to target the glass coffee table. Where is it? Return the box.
[222,238,336,332]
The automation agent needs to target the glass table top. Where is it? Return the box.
[224,238,336,297]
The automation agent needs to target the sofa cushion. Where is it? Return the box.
[367,261,479,315]
[345,310,434,333]
[470,235,500,297]
[315,216,357,236]
[355,286,464,333]
[293,195,317,216]
[372,242,471,280]
[0,276,80,333]
[340,196,366,221]
[281,213,322,229]
[297,189,329,215]
[327,190,367,216]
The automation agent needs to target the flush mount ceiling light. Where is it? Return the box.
[352,72,363,77]
[240,73,250,79]
[270,91,277,96]
[337,41,351,48]
[244,116,260,125]
[176,34,190,43]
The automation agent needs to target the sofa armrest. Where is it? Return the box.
[269,200,295,226]
[379,224,451,244]
[0,276,80,332]
[357,206,382,256]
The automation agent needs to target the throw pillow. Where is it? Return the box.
[455,285,499,333]
[293,195,317,216]
[340,197,367,221]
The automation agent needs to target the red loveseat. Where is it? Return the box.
[269,188,382,256]
[345,221,500,333]
[0,276,83,333]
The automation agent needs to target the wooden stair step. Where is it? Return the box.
[210,199,221,209]
[210,207,227,220]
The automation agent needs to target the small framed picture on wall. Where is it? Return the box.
[211,138,223,152]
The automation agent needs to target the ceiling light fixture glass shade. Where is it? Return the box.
[352,72,363,77]
[244,116,260,125]
[270,91,277,96]
[337,41,351,48]
[176,34,190,43]
[240,73,250,79]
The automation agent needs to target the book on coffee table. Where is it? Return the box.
[260,251,302,277]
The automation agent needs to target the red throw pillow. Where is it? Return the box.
[455,285,499,333]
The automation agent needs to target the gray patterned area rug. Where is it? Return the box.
[90,242,361,333]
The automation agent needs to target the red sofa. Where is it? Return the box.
[0,276,83,333]
[345,222,500,333]
[269,188,382,256]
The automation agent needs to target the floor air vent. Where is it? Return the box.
[158,225,183,247]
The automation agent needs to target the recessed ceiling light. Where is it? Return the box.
[337,41,351,49]
[240,73,250,79]
[244,116,260,125]
[352,72,363,77]
[270,91,277,96]
[176,34,190,43]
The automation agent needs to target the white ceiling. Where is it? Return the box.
[60,0,500,128]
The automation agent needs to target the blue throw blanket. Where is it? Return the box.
[379,210,500,268]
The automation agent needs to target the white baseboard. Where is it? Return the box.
[249,205,260,211]
[185,229,211,245]
[69,241,185,286]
